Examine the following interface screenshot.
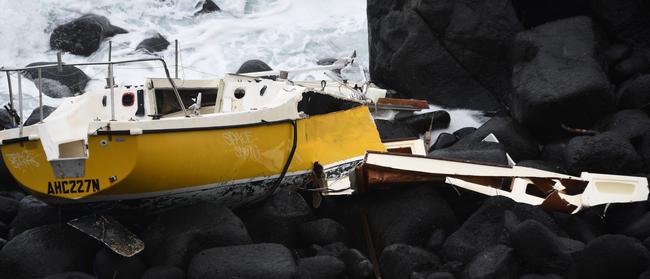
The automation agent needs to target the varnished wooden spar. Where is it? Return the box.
[351,151,649,213]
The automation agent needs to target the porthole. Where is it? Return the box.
[122,92,135,106]
[234,88,246,99]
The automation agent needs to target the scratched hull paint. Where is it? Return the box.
[1,106,385,205]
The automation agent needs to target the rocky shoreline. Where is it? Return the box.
[0,0,649,278]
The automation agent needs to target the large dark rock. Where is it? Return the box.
[50,14,127,56]
[510,0,590,28]
[395,110,451,134]
[0,195,18,224]
[0,108,15,130]
[238,188,313,248]
[622,212,650,240]
[510,220,576,275]
[552,208,607,244]
[612,51,650,81]
[374,119,419,140]
[298,218,349,246]
[455,117,540,161]
[44,272,97,279]
[380,244,440,279]
[594,109,650,140]
[296,256,346,279]
[442,196,515,263]
[430,132,458,151]
[564,131,643,175]
[640,131,650,172]
[365,185,458,253]
[24,105,57,126]
[140,266,184,279]
[617,74,650,110]
[23,62,90,98]
[339,249,373,279]
[136,33,170,53]
[93,247,146,279]
[368,0,522,110]
[195,0,221,15]
[575,234,650,279]
[590,0,650,49]
[510,16,614,132]
[187,243,296,279]
[9,195,58,238]
[0,225,98,279]
[143,202,251,267]
[429,141,509,166]
[236,59,272,74]
[453,127,478,140]
[462,244,518,279]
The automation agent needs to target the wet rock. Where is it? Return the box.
[365,185,458,253]
[425,228,446,251]
[0,224,98,279]
[540,140,568,167]
[140,266,184,279]
[617,74,650,110]
[236,59,272,74]
[590,0,650,49]
[93,247,146,279]
[640,131,650,172]
[619,212,650,240]
[510,0,590,28]
[0,108,15,130]
[453,127,477,140]
[374,119,419,140]
[195,0,221,15]
[9,195,58,238]
[339,248,373,279]
[50,14,127,56]
[238,188,313,248]
[367,0,521,110]
[462,244,518,279]
[395,110,451,134]
[594,109,650,140]
[511,17,614,131]
[136,33,170,53]
[552,209,606,244]
[312,242,348,257]
[612,51,650,81]
[187,243,295,279]
[605,44,632,66]
[0,195,18,224]
[564,131,643,175]
[519,274,562,279]
[380,244,440,279]
[510,220,574,275]
[456,117,540,161]
[23,62,90,98]
[429,141,509,166]
[143,202,251,267]
[298,218,349,246]
[575,234,650,279]
[430,133,458,151]
[44,272,97,279]
[24,105,57,126]
[442,196,515,263]
[516,160,565,173]
[0,237,6,249]
[0,221,8,238]
[511,203,565,237]
[296,256,346,279]
[317,58,338,66]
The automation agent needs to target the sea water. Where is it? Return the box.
[0,0,485,131]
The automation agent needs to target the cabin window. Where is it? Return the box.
[122,92,135,106]
[155,88,218,115]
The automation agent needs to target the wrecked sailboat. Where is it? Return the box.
[0,57,387,209]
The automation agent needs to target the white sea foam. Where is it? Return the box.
[0,0,485,131]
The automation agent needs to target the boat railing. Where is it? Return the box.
[0,57,188,137]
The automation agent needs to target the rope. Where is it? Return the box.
[261,120,298,201]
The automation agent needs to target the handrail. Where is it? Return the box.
[0,57,189,125]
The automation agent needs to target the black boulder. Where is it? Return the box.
[136,33,170,53]
[50,14,127,56]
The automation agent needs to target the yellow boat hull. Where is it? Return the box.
[1,106,385,207]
